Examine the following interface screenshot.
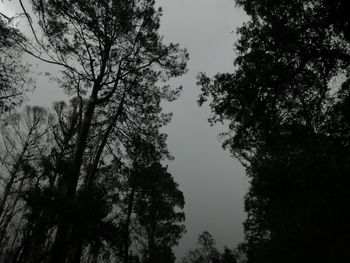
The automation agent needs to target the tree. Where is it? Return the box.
[0,15,31,116]
[0,0,188,262]
[9,1,189,262]
[199,0,350,262]
[0,106,52,261]
[220,247,238,263]
[133,162,185,263]
[0,95,186,263]
[181,231,237,263]
[0,97,185,263]
[97,136,185,263]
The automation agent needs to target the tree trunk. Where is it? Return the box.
[49,97,97,263]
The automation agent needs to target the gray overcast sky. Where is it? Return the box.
[157,0,249,257]
[1,0,249,259]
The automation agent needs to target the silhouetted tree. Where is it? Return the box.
[181,231,237,263]
[0,16,31,116]
[0,106,52,261]
[199,0,350,262]
[134,162,185,263]
[220,247,238,263]
[2,1,189,262]
[96,135,185,263]
[0,95,186,263]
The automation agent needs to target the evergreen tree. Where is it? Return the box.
[134,163,185,263]
[199,1,350,262]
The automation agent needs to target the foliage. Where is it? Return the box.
[0,17,32,115]
[181,231,237,263]
[20,1,188,262]
[0,0,188,262]
[133,162,185,263]
[199,0,350,262]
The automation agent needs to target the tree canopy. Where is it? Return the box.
[181,231,237,263]
[0,1,188,262]
[199,0,350,262]
[0,16,31,115]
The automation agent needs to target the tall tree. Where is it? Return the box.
[0,106,52,261]
[133,162,185,263]
[199,0,350,262]
[0,96,185,262]
[11,1,189,262]
[98,136,186,263]
[0,15,31,116]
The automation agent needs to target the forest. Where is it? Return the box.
[0,0,350,262]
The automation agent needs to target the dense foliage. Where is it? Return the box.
[199,0,350,262]
[0,1,188,262]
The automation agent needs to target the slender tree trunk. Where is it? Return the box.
[49,224,71,263]
[84,91,126,190]
[49,97,97,263]
[123,187,135,263]
[49,44,111,263]
[0,140,29,220]
[0,140,30,246]
[70,91,127,261]
[72,236,84,263]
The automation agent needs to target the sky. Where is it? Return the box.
[156,0,249,257]
[1,0,249,259]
